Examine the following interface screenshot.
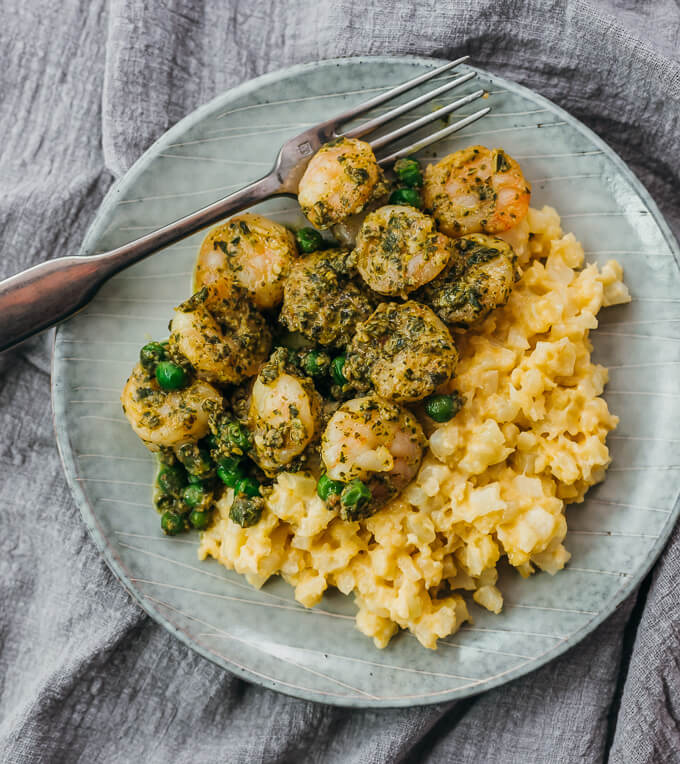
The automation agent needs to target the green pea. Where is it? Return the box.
[317,473,344,502]
[424,393,463,423]
[139,341,167,371]
[330,354,348,386]
[154,493,176,512]
[229,495,264,528]
[210,415,254,460]
[157,465,186,496]
[176,443,214,479]
[388,187,422,208]
[189,509,213,530]
[296,227,324,253]
[303,350,330,378]
[182,483,207,508]
[217,458,245,487]
[161,511,185,535]
[227,421,252,453]
[187,473,203,485]
[393,158,423,188]
[236,477,260,498]
[155,361,188,391]
[341,479,371,509]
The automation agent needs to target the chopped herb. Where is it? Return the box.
[494,151,511,173]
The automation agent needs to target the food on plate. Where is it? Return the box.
[120,147,631,649]
[297,137,387,229]
[121,357,222,448]
[194,213,298,310]
[279,248,376,346]
[343,300,458,403]
[354,204,454,296]
[320,395,426,519]
[168,280,271,385]
[415,233,519,326]
[295,226,326,253]
[331,157,424,247]
[246,347,323,476]
[423,145,531,237]
[393,157,424,189]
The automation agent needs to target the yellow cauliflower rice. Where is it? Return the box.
[198,206,631,649]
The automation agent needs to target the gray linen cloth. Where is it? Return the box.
[1,1,679,761]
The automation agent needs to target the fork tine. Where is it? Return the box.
[369,89,486,151]
[326,56,470,131]
[377,106,491,166]
[340,71,477,140]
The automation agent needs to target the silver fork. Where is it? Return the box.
[0,57,489,352]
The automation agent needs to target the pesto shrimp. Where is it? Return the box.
[423,146,531,237]
[279,248,376,347]
[298,137,387,229]
[121,363,222,449]
[354,205,455,297]
[168,282,271,386]
[415,233,518,326]
[247,348,322,476]
[194,213,298,310]
[344,301,458,403]
[321,395,426,514]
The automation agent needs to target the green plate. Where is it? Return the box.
[52,56,680,707]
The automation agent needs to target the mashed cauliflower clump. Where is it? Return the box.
[198,206,630,649]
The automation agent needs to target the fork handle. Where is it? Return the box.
[0,172,283,352]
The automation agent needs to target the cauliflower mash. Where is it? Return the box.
[121,137,630,650]
[197,206,630,649]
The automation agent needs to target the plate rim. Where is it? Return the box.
[51,54,680,707]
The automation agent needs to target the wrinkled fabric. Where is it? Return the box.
[1,1,679,761]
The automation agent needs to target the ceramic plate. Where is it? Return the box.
[52,56,680,707]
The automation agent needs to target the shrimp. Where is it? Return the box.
[415,233,518,326]
[194,213,298,310]
[168,281,271,386]
[423,146,531,237]
[330,200,382,248]
[248,348,322,476]
[321,395,425,511]
[298,137,387,229]
[279,248,376,347]
[354,205,455,297]
[344,301,458,403]
[121,362,222,449]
